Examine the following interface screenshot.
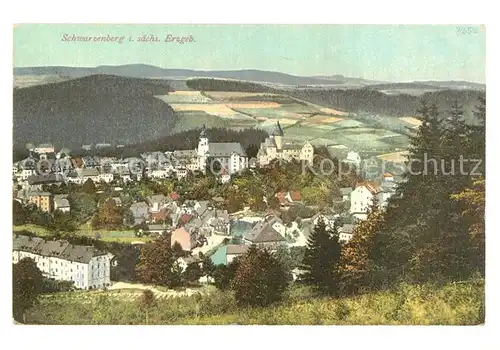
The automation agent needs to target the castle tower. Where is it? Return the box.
[271,121,284,151]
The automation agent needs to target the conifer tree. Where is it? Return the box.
[231,245,288,307]
[300,218,342,295]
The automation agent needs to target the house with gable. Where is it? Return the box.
[243,215,287,249]
[350,181,382,220]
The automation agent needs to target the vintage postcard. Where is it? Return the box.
[12,24,485,325]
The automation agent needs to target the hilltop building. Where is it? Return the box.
[257,121,314,166]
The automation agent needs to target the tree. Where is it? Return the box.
[135,233,177,287]
[274,245,294,283]
[213,258,240,291]
[92,199,124,230]
[138,289,156,325]
[182,262,203,285]
[340,205,386,294]
[300,219,342,295]
[82,178,97,194]
[231,245,289,307]
[13,200,27,225]
[13,258,44,323]
[201,255,216,282]
[67,192,97,223]
[49,210,78,233]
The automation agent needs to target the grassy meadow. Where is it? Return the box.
[155,89,412,154]
[25,279,484,325]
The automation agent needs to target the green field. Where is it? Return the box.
[13,224,150,244]
[156,89,412,154]
[24,279,484,325]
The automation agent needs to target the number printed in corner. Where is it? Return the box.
[456,26,480,36]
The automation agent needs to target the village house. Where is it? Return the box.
[81,168,100,183]
[210,244,249,266]
[344,150,362,169]
[54,194,71,212]
[27,191,53,213]
[129,202,150,225]
[275,191,302,209]
[339,224,356,243]
[257,121,314,166]
[146,223,169,235]
[219,168,231,184]
[98,171,114,183]
[34,143,55,154]
[171,225,198,251]
[339,187,353,202]
[311,213,338,230]
[350,181,382,220]
[243,216,287,249]
[12,234,114,290]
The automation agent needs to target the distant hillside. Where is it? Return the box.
[14,65,343,86]
[289,88,485,121]
[13,75,176,147]
[185,78,277,92]
[75,127,269,159]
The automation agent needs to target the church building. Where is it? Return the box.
[197,126,249,175]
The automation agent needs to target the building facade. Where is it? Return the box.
[12,235,114,290]
[257,121,314,166]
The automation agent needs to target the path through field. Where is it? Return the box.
[108,282,208,299]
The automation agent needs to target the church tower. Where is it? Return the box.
[197,125,209,173]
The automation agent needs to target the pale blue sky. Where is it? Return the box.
[13,24,486,83]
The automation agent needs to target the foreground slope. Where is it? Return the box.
[25,279,484,325]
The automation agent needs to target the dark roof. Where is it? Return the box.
[340,224,356,234]
[13,235,109,263]
[282,143,302,150]
[208,143,247,157]
[27,173,65,185]
[340,187,353,196]
[58,244,108,263]
[27,191,52,197]
[244,220,286,243]
[227,244,249,255]
[82,168,100,176]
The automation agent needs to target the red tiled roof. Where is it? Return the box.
[383,173,393,178]
[180,214,193,224]
[151,209,169,221]
[170,192,180,201]
[356,181,381,195]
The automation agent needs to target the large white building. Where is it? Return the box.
[350,181,396,220]
[12,234,114,290]
[197,126,248,175]
[257,121,314,166]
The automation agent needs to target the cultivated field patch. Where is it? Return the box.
[377,151,410,163]
[399,116,423,127]
[320,107,349,116]
[204,91,278,100]
[155,91,212,103]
